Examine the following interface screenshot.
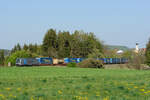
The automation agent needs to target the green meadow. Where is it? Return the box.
[0,67,150,100]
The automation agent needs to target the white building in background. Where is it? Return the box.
[134,43,139,53]
[116,50,124,54]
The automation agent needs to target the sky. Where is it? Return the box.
[0,0,150,49]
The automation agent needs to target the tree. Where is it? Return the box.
[88,48,104,58]
[122,50,133,58]
[23,43,40,57]
[57,31,71,58]
[33,43,38,53]
[86,32,103,56]
[70,30,81,58]
[145,39,150,66]
[36,45,43,57]
[42,29,57,57]
[70,30,104,58]
[23,44,28,51]
[11,45,17,54]
[28,43,38,53]
[11,43,22,54]
[28,44,34,53]
[16,43,21,51]
[0,50,5,66]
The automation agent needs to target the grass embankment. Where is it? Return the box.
[0,67,150,100]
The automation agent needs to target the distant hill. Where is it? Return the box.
[0,49,11,56]
[106,45,130,51]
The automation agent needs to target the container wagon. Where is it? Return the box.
[36,57,53,66]
[53,58,66,66]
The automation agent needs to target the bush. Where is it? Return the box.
[88,48,104,58]
[127,53,145,70]
[67,62,77,68]
[77,58,103,68]
[0,50,5,66]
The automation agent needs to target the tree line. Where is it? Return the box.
[11,29,103,58]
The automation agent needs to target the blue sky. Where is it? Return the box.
[0,0,150,49]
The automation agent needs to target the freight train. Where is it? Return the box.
[16,57,128,66]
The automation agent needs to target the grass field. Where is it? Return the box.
[0,67,150,100]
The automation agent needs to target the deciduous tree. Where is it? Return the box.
[146,39,150,66]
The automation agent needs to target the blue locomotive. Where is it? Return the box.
[16,58,40,66]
